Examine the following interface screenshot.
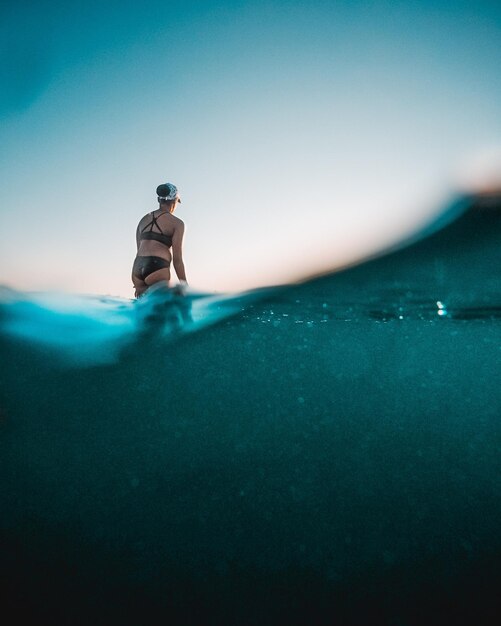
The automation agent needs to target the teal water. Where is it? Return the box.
[0,201,500,625]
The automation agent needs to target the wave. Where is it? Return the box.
[0,284,271,366]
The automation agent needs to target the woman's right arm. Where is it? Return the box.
[172,221,187,283]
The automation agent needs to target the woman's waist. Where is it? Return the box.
[136,241,172,260]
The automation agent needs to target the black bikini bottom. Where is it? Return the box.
[132,256,170,281]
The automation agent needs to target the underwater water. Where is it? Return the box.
[0,199,500,625]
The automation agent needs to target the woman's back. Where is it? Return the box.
[136,210,181,257]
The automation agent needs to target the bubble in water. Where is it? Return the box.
[436,301,448,317]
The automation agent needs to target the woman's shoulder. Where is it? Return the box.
[136,212,151,227]
[169,214,185,228]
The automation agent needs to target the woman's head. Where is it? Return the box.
[156,183,181,212]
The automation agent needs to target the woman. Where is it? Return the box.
[132,182,187,298]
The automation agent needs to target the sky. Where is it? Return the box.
[0,0,500,296]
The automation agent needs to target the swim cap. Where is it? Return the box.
[156,182,181,202]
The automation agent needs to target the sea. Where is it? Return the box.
[0,196,500,625]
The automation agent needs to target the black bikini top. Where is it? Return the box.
[139,211,173,248]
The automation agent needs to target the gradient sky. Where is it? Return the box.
[1,0,500,296]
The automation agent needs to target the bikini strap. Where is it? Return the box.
[141,211,167,233]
